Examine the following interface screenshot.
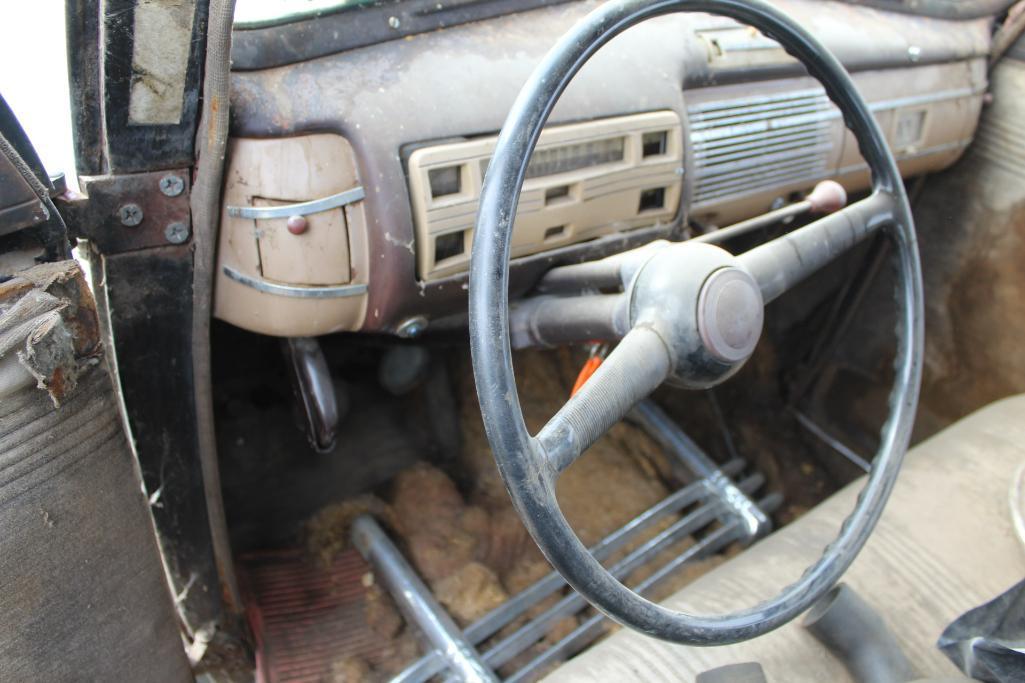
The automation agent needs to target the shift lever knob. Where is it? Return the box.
[806,180,848,214]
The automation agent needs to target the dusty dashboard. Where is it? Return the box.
[215,0,990,339]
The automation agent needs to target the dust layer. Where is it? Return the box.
[305,348,729,681]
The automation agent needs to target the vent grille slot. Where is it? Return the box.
[689,89,835,205]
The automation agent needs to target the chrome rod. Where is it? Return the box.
[792,409,871,472]
[629,400,770,539]
[506,525,742,683]
[628,400,719,479]
[480,472,764,670]
[391,459,746,683]
[507,492,783,683]
[694,179,846,246]
[694,201,811,244]
[465,463,737,641]
[351,516,498,683]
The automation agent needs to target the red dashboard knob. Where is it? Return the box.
[286,215,308,235]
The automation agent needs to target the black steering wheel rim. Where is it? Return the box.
[469,0,923,645]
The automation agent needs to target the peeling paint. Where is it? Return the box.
[384,231,415,255]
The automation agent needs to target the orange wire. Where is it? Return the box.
[571,355,604,397]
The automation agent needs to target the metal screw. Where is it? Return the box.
[907,45,921,63]
[388,15,400,29]
[165,222,190,244]
[159,174,185,197]
[396,316,428,338]
[118,203,144,227]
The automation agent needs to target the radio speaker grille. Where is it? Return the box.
[689,89,835,205]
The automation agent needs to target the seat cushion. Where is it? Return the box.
[547,395,1025,682]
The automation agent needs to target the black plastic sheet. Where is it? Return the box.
[938,579,1025,682]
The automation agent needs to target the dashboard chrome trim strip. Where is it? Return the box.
[868,86,983,112]
[226,186,366,219]
[834,138,972,176]
[689,86,985,137]
[690,84,982,116]
[222,265,368,299]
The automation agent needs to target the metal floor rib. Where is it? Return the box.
[353,399,782,683]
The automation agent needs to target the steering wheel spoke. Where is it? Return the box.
[738,191,897,304]
[536,325,672,473]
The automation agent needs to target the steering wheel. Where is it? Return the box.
[469,0,922,645]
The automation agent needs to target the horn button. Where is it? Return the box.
[698,267,764,363]
[629,242,764,388]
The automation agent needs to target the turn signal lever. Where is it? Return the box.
[695,180,848,245]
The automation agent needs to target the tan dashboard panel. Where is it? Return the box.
[407,111,684,281]
[214,134,370,337]
[834,59,986,188]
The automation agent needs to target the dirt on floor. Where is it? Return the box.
[300,344,828,682]
[303,347,719,681]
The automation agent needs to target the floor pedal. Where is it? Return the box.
[239,548,392,683]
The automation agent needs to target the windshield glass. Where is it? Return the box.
[234,0,379,28]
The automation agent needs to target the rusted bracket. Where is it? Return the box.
[62,169,192,254]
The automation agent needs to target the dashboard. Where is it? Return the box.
[214,0,990,338]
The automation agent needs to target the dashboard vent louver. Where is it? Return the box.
[689,88,835,206]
